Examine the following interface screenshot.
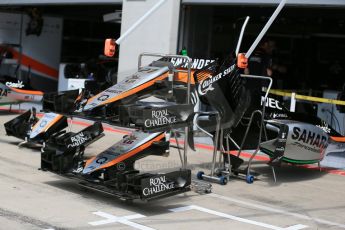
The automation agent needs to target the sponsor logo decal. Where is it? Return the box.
[105,89,123,94]
[276,146,285,152]
[6,81,24,88]
[170,58,215,70]
[125,79,137,84]
[316,125,331,134]
[271,113,288,119]
[39,120,48,127]
[291,142,322,154]
[291,127,328,150]
[97,95,110,101]
[74,166,84,173]
[96,157,107,164]
[86,165,96,171]
[271,128,288,159]
[67,132,90,148]
[139,68,157,74]
[122,135,137,145]
[198,64,235,96]
[142,176,175,196]
[144,109,177,128]
[88,103,98,107]
[262,96,282,110]
[124,72,142,84]
[316,121,331,134]
[30,114,59,138]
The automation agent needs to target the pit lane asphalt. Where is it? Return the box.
[1,111,345,230]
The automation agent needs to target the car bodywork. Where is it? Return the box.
[40,55,197,200]
[4,109,67,144]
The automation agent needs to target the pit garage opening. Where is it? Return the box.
[0,1,122,92]
[179,0,345,133]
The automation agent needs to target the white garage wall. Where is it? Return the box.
[117,0,181,81]
[0,12,63,91]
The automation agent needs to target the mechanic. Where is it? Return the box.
[245,38,274,77]
[244,38,275,115]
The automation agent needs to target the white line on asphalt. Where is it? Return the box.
[88,211,155,230]
[209,193,345,229]
[284,225,311,230]
[169,205,307,230]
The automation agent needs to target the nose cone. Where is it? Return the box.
[83,92,111,111]
[82,154,110,174]
[83,99,101,111]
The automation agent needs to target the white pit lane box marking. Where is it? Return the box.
[88,211,155,230]
[169,205,308,230]
[209,193,345,229]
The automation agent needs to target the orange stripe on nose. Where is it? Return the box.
[10,87,43,95]
[87,73,169,108]
[85,133,165,172]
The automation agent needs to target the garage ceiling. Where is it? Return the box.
[0,0,122,5]
[182,0,345,6]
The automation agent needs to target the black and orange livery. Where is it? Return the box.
[40,55,196,201]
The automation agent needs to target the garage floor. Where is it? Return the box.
[1,110,345,230]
